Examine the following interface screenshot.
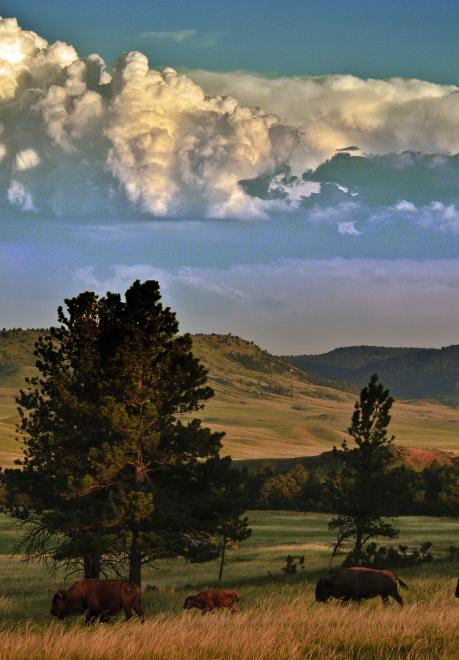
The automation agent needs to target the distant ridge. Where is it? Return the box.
[283,344,459,401]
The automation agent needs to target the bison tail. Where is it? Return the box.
[395,575,409,589]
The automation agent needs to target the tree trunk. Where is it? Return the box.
[353,528,363,565]
[129,531,142,587]
[218,529,227,583]
[83,552,101,579]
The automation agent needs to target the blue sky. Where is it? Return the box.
[4,0,459,83]
[1,5,459,352]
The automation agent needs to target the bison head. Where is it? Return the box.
[183,596,196,609]
[50,590,69,619]
[315,578,332,602]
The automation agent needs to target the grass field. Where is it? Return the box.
[0,511,457,658]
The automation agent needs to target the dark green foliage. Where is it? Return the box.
[282,554,304,575]
[2,280,250,586]
[325,375,404,565]
[418,462,459,516]
[345,541,433,569]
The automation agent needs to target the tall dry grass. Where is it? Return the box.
[0,594,457,659]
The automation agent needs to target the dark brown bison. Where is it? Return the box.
[315,567,408,607]
[183,588,239,614]
[455,578,459,598]
[50,579,144,623]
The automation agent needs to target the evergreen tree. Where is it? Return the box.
[3,280,249,585]
[325,374,399,565]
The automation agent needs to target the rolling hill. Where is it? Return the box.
[284,344,459,401]
[1,330,459,466]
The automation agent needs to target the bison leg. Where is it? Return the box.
[133,600,145,622]
[123,606,133,621]
[391,591,404,607]
[85,610,98,625]
[381,595,389,606]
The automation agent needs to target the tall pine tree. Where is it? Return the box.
[3,280,249,585]
[325,374,400,565]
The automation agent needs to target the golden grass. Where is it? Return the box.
[0,512,458,659]
[3,333,459,463]
[0,595,457,659]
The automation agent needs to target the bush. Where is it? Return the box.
[281,554,304,575]
[343,541,433,568]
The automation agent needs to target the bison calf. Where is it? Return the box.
[315,567,408,607]
[183,588,239,614]
[51,579,144,623]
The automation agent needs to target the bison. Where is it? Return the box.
[315,567,408,607]
[183,588,239,614]
[455,578,459,598]
[50,579,144,623]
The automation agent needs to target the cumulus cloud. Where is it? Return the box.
[0,16,299,218]
[189,70,459,168]
[2,16,459,221]
[14,148,40,171]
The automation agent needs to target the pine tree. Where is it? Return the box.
[325,374,399,565]
[3,280,249,585]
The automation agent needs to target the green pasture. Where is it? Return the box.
[0,511,458,628]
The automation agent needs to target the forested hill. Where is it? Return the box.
[284,344,459,401]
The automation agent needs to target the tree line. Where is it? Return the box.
[0,280,457,577]
[245,444,459,517]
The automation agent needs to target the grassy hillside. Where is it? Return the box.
[2,331,459,465]
[192,334,459,459]
[285,344,459,401]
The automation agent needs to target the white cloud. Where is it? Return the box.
[268,175,320,207]
[13,148,40,171]
[188,70,459,168]
[7,180,36,211]
[138,29,197,43]
[338,221,360,236]
[395,200,416,212]
[2,16,459,221]
[0,17,298,219]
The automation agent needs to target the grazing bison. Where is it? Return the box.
[315,567,408,607]
[455,578,459,598]
[183,588,239,614]
[51,579,144,623]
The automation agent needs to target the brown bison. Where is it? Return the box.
[183,588,239,614]
[50,579,144,623]
[455,578,459,598]
[315,567,408,607]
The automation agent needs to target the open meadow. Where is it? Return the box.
[0,512,457,659]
